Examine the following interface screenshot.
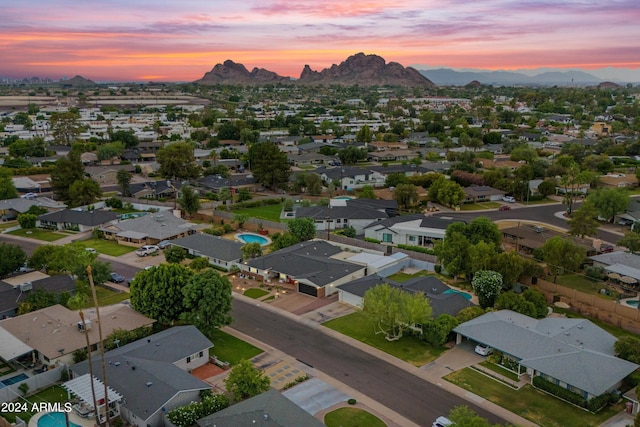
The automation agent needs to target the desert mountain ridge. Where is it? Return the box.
[195,53,435,87]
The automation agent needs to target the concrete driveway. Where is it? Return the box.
[423,340,483,378]
[283,378,350,415]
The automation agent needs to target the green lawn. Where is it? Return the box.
[323,311,445,366]
[1,385,68,423]
[75,238,137,256]
[324,407,386,427]
[445,368,621,427]
[208,328,263,365]
[479,361,520,382]
[460,202,501,211]
[386,270,432,282]
[0,221,18,231]
[8,228,66,241]
[232,204,284,222]
[243,288,270,299]
[82,285,130,307]
[553,274,617,299]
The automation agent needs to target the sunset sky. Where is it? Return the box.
[2,0,640,82]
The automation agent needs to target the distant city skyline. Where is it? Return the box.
[2,1,640,82]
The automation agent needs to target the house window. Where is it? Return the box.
[199,351,204,358]
[408,236,416,242]
[382,233,392,243]
[336,219,342,224]
[187,356,191,363]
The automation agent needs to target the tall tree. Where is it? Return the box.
[567,200,600,238]
[586,188,630,223]
[492,251,524,289]
[130,264,193,324]
[117,169,132,197]
[471,270,503,308]
[181,269,233,333]
[49,111,81,146]
[618,231,640,254]
[157,142,200,181]
[363,283,432,341]
[359,185,376,199]
[68,179,102,207]
[224,360,270,401]
[247,142,291,191]
[0,243,27,279]
[540,236,585,281]
[355,124,373,143]
[0,170,18,200]
[178,186,201,218]
[287,217,316,242]
[241,242,263,260]
[393,183,419,211]
[50,151,85,202]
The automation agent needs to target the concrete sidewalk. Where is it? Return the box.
[231,292,538,427]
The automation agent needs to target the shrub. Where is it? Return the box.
[532,376,586,407]
[282,374,311,390]
[434,264,442,274]
[397,244,435,255]
[364,237,381,244]
[105,197,123,209]
[347,398,357,405]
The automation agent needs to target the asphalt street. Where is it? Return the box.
[230,298,505,426]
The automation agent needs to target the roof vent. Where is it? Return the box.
[146,382,152,387]
[114,362,121,367]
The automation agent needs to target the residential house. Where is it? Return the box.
[170,233,244,270]
[38,209,119,232]
[337,274,474,317]
[0,197,65,222]
[198,173,258,194]
[599,173,637,189]
[502,224,596,256]
[287,151,334,167]
[590,251,640,284]
[368,149,415,162]
[363,214,464,247]
[316,166,386,190]
[71,326,211,427]
[241,240,366,297]
[85,165,136,185]
[293,204,389,235]
[454,310,638,401]
[101,212,204,246]
[197,389,325,427]
[462,186,506,203]
[0,304,154,365]
[0,274,76,319]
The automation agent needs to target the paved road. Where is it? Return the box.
[231,298,505,426]
[434,201,626,244]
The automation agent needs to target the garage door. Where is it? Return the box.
[298,283,317,297]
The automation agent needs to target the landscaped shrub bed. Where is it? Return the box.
[532,376,617,412]
[229,198,283,210]
[397,244,435,255]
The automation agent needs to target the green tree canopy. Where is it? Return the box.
[181,269,233,333]
[0,243,27,279]
[68,179,102,207]
[422,314,458,346]
[241,242,262,260]
[619,232,640,254]
[358,185,376,199]
[393,183,419,211]
[338,146,367,165]
[540,236,585,280]
[586,188,630,223]
[157,142,201,180]
[0,170,18,200]
[165,246,187,264]
[224,359,270,401]
[471,270,503,308]
[178,186,201,218]
[50,151,85,203]
[247,142,291,191]
[117,169,132,197]
[362,283,432,341]
[287,217,316,242]
[567,200,600,238]
[130,263,193,324]
[50,111,81,145]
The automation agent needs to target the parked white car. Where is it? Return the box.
[474,343,493,356]
[502,196,516,203]
[135,245,160,257]
[432,416,454,427]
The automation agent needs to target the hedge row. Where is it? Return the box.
[397,244,436,255]
[532,376,616,412]
[230,198,283,210]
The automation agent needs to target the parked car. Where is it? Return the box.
[432,416,454,427]
[618,218,634,226]
[474,343,493,356]
[135,245,160,257]
[498,205,511,211]
[110,272,125,283]
[21,192,38,200]
[157,240,171,249]
[502,196,516,203]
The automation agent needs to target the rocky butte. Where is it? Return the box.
[195,53,435,87]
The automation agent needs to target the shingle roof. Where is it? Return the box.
[294,206,388,221]
[363,213,464,230]
[102,212,200,240]
[591,251,640,270]
[171,233,244,262]
[453,310,638,396]
[38,209,118,226]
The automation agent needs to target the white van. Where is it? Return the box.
[432,416,454,427]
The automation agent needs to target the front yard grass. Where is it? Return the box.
[8,228,66,242]
[445,368,621,427]
[1,385,68,423]
[479,360,520,382]
[460,202,501,211]
[553,274,617,299]
[208,328,263,365]
[324,407,386,427]
[231,204,284,222]
[82,285,130,307]
[386,270,432,282]
[322,311,445,366]
[243,288,270,299]
[75,238,137,256]
[0,221,18,231]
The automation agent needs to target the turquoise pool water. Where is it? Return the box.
[1,373,29,386]
[236,233,269,245]
[626,300,639,307]
[37,412,81,427]
[334,196,353,200]
[443,289,472,300]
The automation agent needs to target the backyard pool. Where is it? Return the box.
[235,233,271,246]
[1,373,29,386]
[37,412,81,427]
[443,289,473,300]
[626,300,639,307]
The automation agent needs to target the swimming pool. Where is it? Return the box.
[626,300,639,307]
[443,289,472,300]
[1,373,29,386]
[37,412,81,427]
[235,233,271,246]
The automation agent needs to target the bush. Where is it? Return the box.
[397,244,435,255]
[532,376,586,407]
[364,237,381,244]
[204,227,224,236]
[434,264,442,274]
[105,197,123,209]
[17,213,37,229]
[282,374,311,390]
[347,398,357,405]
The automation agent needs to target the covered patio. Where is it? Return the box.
[63,374,123,424]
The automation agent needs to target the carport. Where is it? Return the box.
[0,328,32,362]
